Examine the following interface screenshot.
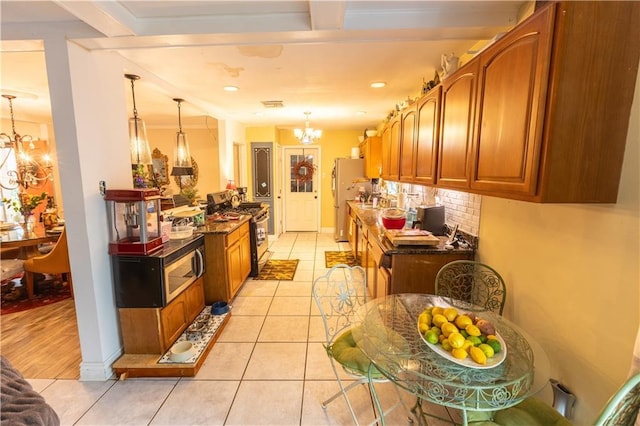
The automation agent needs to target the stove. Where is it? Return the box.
[206,191,270,276]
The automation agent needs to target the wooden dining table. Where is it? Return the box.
[0,223,61,259]
[352,293,551,426]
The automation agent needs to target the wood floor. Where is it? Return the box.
[0,298,81,379]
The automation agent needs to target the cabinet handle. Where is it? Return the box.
[194,248,204,277]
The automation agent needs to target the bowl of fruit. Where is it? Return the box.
[417,305,506,369]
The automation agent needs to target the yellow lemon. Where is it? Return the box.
[441,339,453,352]
[455,315,473,329]
[469,346,487,365]
[418,312,432,328]
[478,343,495,358]
[467,336,482,346]
[430,326,442,336]
[439,334,447,343]
[432,314,448,328]
[431,306,444,316]
[448,332,465,349]
[441,322,459,337]
[461,339,473,351]
[451,348,468,360]
[465,324,481,337]
[419,322,430,334]
[443,307,458,322]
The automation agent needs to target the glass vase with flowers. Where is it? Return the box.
[2,191,48,233]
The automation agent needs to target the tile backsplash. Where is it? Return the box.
[396,184,481,236]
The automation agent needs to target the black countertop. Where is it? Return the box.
[347,201,476,256]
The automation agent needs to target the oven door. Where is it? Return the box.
[164,246,204,304]
[255,214,269,261]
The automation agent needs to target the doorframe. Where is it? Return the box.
[281,145,322,233]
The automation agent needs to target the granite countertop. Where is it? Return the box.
[196,215,252,235]
[347,201,476,256]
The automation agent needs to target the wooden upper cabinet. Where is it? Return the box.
[399,105,417,181]
[363,136,382,179]
[471,1,640,202]
[437,59,479,189]
[414,86,441,185]
[380,125,391,180]
[471,4,554,196]
[387,115,401,181]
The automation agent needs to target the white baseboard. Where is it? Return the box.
[79,348,122,381]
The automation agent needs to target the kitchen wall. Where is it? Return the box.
[477,65,640,423]
[147,121,221,200]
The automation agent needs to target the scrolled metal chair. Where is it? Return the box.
[435,260,506,315]
[312,263,410,425]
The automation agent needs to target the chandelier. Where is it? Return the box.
[0,94,53,191]
[294,112,322,145]
[125,74,152,166]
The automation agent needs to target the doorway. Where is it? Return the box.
[283,146,320,232]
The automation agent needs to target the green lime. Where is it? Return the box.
[478,343,495,358]
[425,330,439,344]
[467,335,482,346]
[460,330,469,338]
[486,338,502,353]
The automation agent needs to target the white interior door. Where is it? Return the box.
[284,146,320,232]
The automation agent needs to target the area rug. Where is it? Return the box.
[325,251,358,268]
[1,279,72,315]
[254,259,299,280]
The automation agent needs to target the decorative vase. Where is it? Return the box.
[22,213,36,234]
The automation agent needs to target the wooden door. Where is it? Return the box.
[414,87,441,185]
[471,5,554,195]
[399,106,417,181]
[437,59,479,189]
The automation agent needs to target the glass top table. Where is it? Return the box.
[352,294,550,425]
[0,223,60,259]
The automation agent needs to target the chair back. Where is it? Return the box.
[312,264,367,346]
[594,373,640,426]
[435,260,506,314]
[24,227,70,274]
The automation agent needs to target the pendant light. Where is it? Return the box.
[125,74,152,165]
[170,98,193,185]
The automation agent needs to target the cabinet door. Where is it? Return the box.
[184,277,205,323]
[399,106,417,181]
[364,137,382,179]
[437,60,479,189]
[364,239,376,298]
[380,125,391,180]
[161,296,188,352]
[414,87,441,185]
[226,241,243,297]
[471,6,554,195]
[388,116,401,181]
[239,230,252,282]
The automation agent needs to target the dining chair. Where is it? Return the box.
[467,372,640,426]
[312,263,409,425]
[23,227,72,299]
[435,260,506,314]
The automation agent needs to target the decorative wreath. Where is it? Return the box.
[293,159,316,182]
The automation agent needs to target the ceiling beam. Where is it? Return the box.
[53,0,137,37]
[309,1,346,30]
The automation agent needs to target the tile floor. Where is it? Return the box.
[26,232,458,425]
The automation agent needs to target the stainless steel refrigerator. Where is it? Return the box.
[332,158,368,241]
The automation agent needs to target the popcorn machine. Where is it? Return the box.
[104,188,163,255]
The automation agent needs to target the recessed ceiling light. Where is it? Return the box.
[356,111,366,115]
[370,82,386,88]
[223,85,239,92]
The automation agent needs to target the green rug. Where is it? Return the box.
[324,251,358,268]
[254,259,299,280]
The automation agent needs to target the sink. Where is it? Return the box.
[357,203,378,210]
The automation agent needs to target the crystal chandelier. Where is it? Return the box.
[0,94,53,191]
[294,112,322,145]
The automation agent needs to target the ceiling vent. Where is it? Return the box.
[261,100,284,109]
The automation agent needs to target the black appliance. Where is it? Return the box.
[111,234,205,308]
[415,205,446,235]
[206,191,270,276]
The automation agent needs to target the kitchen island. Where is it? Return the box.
[347,201,475,297]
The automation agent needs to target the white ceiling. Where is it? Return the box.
[0,1,530,131]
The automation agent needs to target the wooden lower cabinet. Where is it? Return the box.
[366,237,473,297]
[203,221,252,304]
[118,277,205,355]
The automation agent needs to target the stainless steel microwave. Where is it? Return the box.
[111,234,205,308]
